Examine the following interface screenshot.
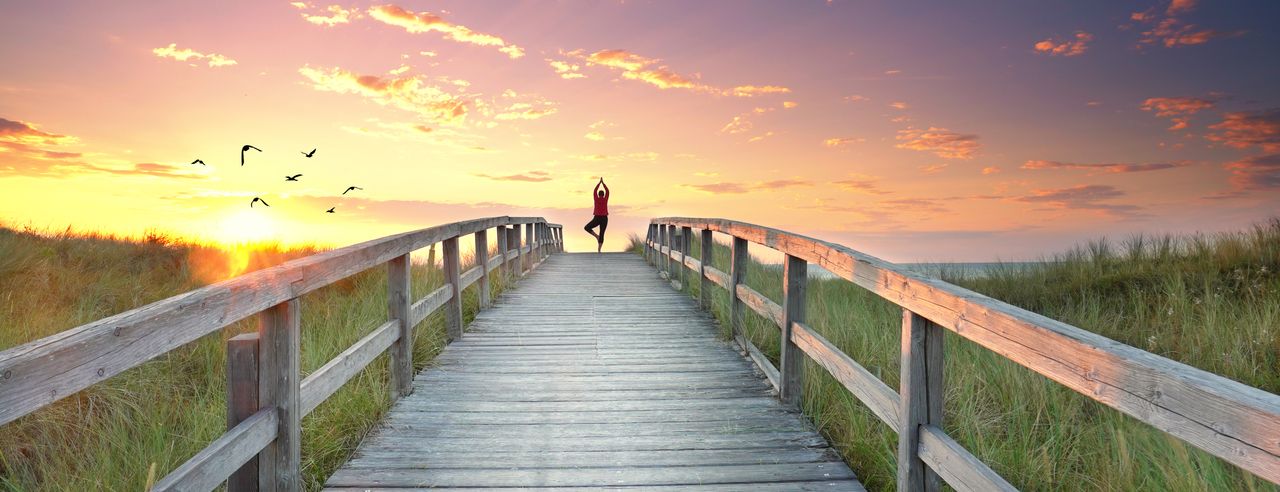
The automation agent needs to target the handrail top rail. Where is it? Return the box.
[0,215,556,427]
[648,216,1280,482]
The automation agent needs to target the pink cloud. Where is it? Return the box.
[896,126,980,159]
[368,4,524,58]
[1021,160,1187,174]
[1206,109,1280,152]
[1034,31,1093,57]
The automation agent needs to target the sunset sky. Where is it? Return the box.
[2,0,1278,261]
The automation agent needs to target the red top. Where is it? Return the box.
[593,181,610,216]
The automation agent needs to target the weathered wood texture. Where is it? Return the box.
[0,216,548,427]
[152,409,278,492]
[323,253,862,491]
[651,217,1280,484]
[258,299,301,491]
[299,320,399,417]
[899,310,943,492]
[442,237,463,341]
[386,254,412,400]
[780,254,807,407]
[475,230,490,309]
[225,333,260,492]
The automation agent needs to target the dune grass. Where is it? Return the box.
[629,219,1279,491]
[0,225,517,490]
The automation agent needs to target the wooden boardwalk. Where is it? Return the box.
[324,253,864,491]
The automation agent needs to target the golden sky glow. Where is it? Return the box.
[1,1,1278,261]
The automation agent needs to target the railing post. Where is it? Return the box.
[729,237,748,339]
[680,226,692,290]
[898,309,945,492]
[525,223,535,270]
[496,226,508,280]
[443,236,463,341]
[387,253,412,399]
[475,230,490,309]
[663,224,674,276]
[780,254,807,407]
[257,299,300,492]
[700,229,712,309]
[226,333,260,492]
[514,224,525,277]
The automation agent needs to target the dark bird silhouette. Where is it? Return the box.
[250,197,270,208]
[191,159,205,165]
[240,145,262,166]
[285,174,302,181]
[342,186,362,195]
[325,207,336,213]
[301,149,316,158]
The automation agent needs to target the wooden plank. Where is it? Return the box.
[442,236,463,341]
[729,237,748,339]
[408,284,451,327]
[257,299,301,491]
[525,223,535,271]
[225,333,259,492]
[475,229,490,309]
[780,254,806,407]
[494,226,508,278]
[459,265,482,291]
[323,483,861,492]
[0,216,533,426]
[514,224,525,276]
[704,264,730,289]
[344,447,839,469]
[736,283,784,329]
[152,409,278,492]
[791,322,900,430]
[299,320,399,417]
[899,309,936,492]
[386,254,412,400]
[326,462,856,488]
[737,333,780,391]
[653,217,1280,481]
[680,226,692,289]
[918,425,1017,492]
[700,229,713,309]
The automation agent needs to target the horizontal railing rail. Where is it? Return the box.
[645,217,1280,491]
[0,216,563,492]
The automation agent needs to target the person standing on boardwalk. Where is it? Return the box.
[584,177,610,253]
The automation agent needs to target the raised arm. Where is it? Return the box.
[594,180,603,196]
[601,179,610,198]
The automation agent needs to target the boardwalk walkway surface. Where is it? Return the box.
[324,252,864,491]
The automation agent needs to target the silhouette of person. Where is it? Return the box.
[584,177,610,253]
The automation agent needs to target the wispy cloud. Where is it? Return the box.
[683,179,811,194]
[896,126,980,159]
[474,170,552,182]
[843,95,869,103]
[1130,0,1244,49]
[290,3,359,26]
[368,4,524,59]
[152,43,237,67]
[493,101,557,121]
[1141,95,1216,131]
[888,101,909,110]
[1206,108,1280,152]
[1033,31,1092,57]
[299,65,473,126]
[1015,184,1142,217]
[833,178,890,195]
[728,85,792,97]
[546,58,585,79]
[823,137,865,148]
[1021,159,1187,174]
[982,166,1002,175]
[566,48,789,97]
[1223,154,1280,191]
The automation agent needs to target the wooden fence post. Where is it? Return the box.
[780,255,807,407]
[443,236,463,341]
[475,230,490,309]
[257,299,300,492]
[729,237,748,340]
[898,309,945,492]
[226,333,260,492]
[525,223,535,271]
[664,225,674,276]
[680,226,692,291]
[387,254,412,399]
[496,226,508,280]
[700,229,713,309]
[513,224,524,277]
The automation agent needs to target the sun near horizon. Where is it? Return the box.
[2,1,1279,262]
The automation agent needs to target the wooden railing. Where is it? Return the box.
[0,217,563,492]
[645,217,1280,491]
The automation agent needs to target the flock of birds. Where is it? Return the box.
[190,145,361,213]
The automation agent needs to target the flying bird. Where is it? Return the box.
[190,159,205,165]
[285,174,302,181]
[325,207,335,213]
[240,145,262,166]
[250,197,270,208]
[301,149,316,158]
[342,186,362,195]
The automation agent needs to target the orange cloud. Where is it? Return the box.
[368,4,524,59]
[1206,109,1280,152]
[0,117,77,146]
[1015,184,1142,217]
[298,66,472,125]
[823,137,864,148]
[1131,1,1243,49]
[569,49,788,97]
[844,95,869,103]
[291,3,358,26]
[493,101,557,121]
[833,178,889,195]
[888,101,909,110]
[982,166,1001,175]
[1141,96,1215,131]
[547,59,585,79]
[473,171,551,182]
[683,179,811,194]
[1223,154,1280,190]
[1033,32,1092,57]
[1021,160,1186,174]
[152,43,237,67]
[895,127,980,159]
[782,101,798,109]
[729,85,792,97]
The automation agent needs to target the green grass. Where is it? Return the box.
[0,225,519,490]
[629,219,1279,491]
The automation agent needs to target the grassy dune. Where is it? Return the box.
[0,226,512,490]
[629,219,1279,491]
